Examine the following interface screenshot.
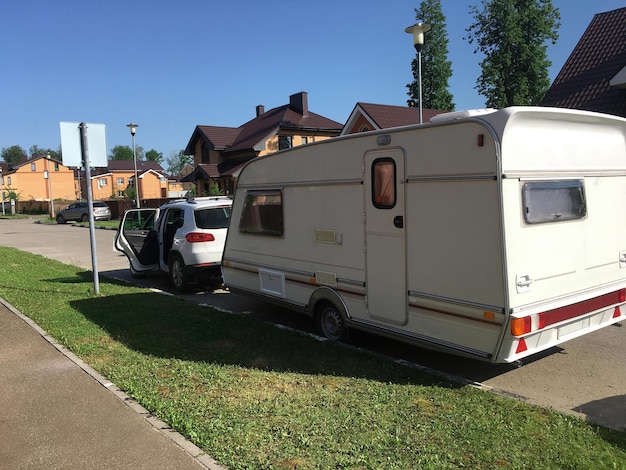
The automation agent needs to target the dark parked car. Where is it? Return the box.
[56,201,111,224]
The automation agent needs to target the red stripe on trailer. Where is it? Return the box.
[538,289,625,329]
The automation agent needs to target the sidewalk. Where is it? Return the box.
[0,298,225,469]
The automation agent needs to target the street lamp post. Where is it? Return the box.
[405,22,431,124]
[126,123,140,208]
[45,153,55,218]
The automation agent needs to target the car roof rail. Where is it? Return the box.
[184,196,232,204]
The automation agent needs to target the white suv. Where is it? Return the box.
[114,196,232,291]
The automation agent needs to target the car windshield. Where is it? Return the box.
[93,202,107,208]
[194,206,231,229]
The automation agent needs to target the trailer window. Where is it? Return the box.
[372,158,396,209]
[522,180,586,224]
[239,190,284,236]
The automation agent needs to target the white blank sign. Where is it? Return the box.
[60,122,107,168]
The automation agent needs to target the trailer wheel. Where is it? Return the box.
[316,301,349,342]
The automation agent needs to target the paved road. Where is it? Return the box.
[1,216,625,431]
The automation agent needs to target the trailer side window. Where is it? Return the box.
[239,190,284,236]
[372,158,396,209]
[522,180,586,224]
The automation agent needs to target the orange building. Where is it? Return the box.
[87,160,168,202]
[182,91,342,195]
[0,155,76,212]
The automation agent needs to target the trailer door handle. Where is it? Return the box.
[516,274,533,293]
[393,215,404,228]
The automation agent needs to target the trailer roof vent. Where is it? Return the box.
[377,134,391,146]
[430,108,497,124]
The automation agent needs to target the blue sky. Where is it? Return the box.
[1,0,624,163]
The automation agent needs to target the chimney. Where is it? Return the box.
[289,91,308,117]
[256,105,265,117]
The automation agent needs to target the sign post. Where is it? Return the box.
[60,121,108,295]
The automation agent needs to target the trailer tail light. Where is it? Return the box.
[185,232,215,243]
[511,288,625,337]
[510,316,532,336]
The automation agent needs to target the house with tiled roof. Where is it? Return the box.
[87,159,168,201]
[341,103,447,135]
[182,92,343,195]
[540,7,626,117]
[0,154,75,215]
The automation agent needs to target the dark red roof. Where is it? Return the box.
[540,7,626,117]
[180,157,253,182]
[358,103,447,128]
[106,160,164,172]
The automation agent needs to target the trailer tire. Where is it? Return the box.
[316,301,349,342]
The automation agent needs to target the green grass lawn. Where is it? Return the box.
[0,245,624,469]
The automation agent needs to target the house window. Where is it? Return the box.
[301,136,309,145]
[372,158,396,209]
[7,177,11,186]
[54,162,59,171]
[278,136,292,150]
[97,178,107,189]
[31,163,36,171]
[239,190,283,236]
[116,178,124,185]
[359,125,371,132]
[117,190,125,197]
[522,180,586,224]
[201,142,210,164]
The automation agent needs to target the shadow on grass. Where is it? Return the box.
[70,291,455,388]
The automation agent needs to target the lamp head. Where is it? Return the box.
[126,123,139,136]
[405,22,431,52]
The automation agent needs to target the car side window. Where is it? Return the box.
[165,209,184,231]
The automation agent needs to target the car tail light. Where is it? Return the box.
[185,232,215,243]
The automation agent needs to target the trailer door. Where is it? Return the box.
[364,149,407,325]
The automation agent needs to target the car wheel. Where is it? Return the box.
[129,264,146,279]
[169,253,188,291]
[316,301,349,342]
[81,213,89,222]
[56,214,66,224]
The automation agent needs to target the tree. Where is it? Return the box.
[165,150,193,175]
[110,145,144,161]
[110,145,133,160]
[406,0,455,111]
[1,145,27,167]
[29,145,61,160]
[145,149,163,164]
[466,0,560,108]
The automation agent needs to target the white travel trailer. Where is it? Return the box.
[221,107,626,364]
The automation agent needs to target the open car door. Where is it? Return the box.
[114,208,159,277]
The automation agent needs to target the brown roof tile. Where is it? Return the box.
[541,7,626,117]
[358,103,447,128]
